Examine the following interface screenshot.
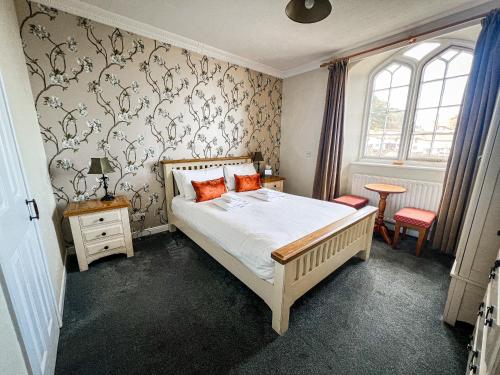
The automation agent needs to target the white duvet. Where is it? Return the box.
[172,191,356,282]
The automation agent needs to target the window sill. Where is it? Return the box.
[351,160,447,172]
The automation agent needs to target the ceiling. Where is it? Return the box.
[44,0,494,77]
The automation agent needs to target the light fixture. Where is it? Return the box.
[286,0,332,24]
[88,157,115,201]
[252,151,264,174]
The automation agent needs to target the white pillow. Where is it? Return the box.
[172,170,186,197]
[175,167,224,200]
[223,163,257,191]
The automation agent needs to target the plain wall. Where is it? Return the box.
[280,68,328,197]
[280,26,481,197]
[0,2,65,372]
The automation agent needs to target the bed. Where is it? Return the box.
[162,156,377,334]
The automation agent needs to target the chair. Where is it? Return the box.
[333,195,369,209]
[392,207,436,256]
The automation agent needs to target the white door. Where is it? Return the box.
[0,77,59,374]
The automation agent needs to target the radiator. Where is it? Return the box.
[351,174,443,223]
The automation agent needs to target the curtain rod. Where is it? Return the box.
[320,11,489,68]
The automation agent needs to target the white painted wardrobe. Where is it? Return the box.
[443,97,500,326]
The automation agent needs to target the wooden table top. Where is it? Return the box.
[63,195,130,217]
[261,175,285,183]
[364,183,407,194]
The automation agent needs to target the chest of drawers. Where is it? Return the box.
[467,248,500,374]
[63,196,134,271]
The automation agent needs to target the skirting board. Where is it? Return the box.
[132,224,170,239]
[58,249,67,327]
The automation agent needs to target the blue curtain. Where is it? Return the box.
[433,9,500,254]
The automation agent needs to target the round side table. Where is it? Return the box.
[364,183,407,245]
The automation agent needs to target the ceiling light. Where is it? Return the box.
[286,0,332,24]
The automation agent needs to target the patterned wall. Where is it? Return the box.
[17,1,282,240]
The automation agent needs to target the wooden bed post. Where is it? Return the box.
[357,212,376,261]
[272,263,291,335]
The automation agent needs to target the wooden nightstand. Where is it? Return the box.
[261,176,285,192]
[63,196,134,271]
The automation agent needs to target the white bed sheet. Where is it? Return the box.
[172,191,356,282]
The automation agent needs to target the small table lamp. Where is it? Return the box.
[88,157,115,201]
[252,151,264,175]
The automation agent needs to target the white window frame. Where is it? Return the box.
[359,38,474,167]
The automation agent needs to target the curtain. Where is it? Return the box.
[312,59,348,201]
[433,9,500,255]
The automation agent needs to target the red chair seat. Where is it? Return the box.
[333,195,369,209]
[394,207,436,229]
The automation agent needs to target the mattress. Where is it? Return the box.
[172,191,356,282]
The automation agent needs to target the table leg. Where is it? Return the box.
[375,192,392,245]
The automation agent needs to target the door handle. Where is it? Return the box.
[25,199,40,221]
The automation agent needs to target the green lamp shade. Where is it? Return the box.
[88,157,114,174]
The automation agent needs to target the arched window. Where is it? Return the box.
[410,48,473,161]
[365,63,411,158]
[362,41,473,163]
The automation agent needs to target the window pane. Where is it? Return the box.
[372,89,389,111]
[392,66,411,86]
[442,76,468,106]
[436,106,460,132]
[446,52,473,77]
[386,63,400,73]
[418,81,443,108]
[388,87,409,111]
[441,49,458,61]
[380,135,400,157]
[410,134,433,159]
[374,70,391,90]
[365,136,382,157]
[431,134,453,159]
[423,59,445,82]
[403,42,440,60]
[368,113,386,133]
[414,108,437,133]
[386,111,404,133]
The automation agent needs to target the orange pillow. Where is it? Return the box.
[191,177,227,202]
[235,174,261,192]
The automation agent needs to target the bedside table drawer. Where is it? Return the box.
[263,181,283,192]
[85,237,125,256]
[82,223,124,243]
[79,209,121,227]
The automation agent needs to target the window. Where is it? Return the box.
[365,63,411,158]
[363,41,474,163]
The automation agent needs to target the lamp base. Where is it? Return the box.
[100,194,115,201]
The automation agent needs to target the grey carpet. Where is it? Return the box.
[56,231,472,375]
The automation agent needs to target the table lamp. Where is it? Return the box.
[252,151,264,175]
[88,157,115,201]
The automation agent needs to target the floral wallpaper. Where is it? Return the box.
[17,1,282,241]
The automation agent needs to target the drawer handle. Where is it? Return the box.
[102,232,107,236]
[484,305,494,326]
[478,302,485,317]
[489,267,496,280]
[104,245,109,250]
[99,218,104,222]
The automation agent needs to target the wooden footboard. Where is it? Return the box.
[270,206,377,334]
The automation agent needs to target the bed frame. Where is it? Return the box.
[162,156,377,335]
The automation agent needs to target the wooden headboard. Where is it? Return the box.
[161,156,252,222]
